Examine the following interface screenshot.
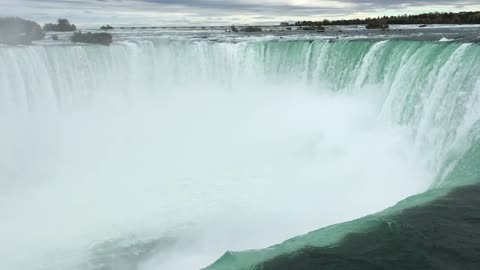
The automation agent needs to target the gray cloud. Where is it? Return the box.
[125,0,480,14]
[1,0,479,25]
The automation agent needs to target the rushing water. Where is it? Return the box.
[0,27,479,270]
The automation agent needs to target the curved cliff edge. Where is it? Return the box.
[204,183,480,270]
[0,17,45,45]
[205,137,480,270]
[258,184,480,270]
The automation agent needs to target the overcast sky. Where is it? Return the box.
[1,0,479,26]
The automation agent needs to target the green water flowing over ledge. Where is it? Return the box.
[1,39,479,186]
[1,39,479,270]
[197,40,480,270]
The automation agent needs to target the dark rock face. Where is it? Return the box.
[100,25,114,30]
[259,184,480,270]
[242,26,262,32]
[0,17,45,45]
[43,19,76,32]
[300,25,325,31]
[366,20,390,30]
[71,32,113,45]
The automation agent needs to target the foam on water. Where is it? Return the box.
[0,37,479,270]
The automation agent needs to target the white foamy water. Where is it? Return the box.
[2,36,479,270]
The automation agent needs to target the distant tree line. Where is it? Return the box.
[100,25,114,30]
[72,32,113,45]
[290,11,480,26]
[44,19,76,32]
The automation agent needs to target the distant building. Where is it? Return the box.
[280,22,290,26]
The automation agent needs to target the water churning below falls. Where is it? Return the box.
[0,33,480,270]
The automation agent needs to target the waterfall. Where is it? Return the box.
[0,39,479,270]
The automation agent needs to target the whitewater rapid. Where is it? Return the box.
[0,38,479,270]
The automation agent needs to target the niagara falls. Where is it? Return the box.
[1,1,480,270]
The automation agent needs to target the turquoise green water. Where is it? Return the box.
[199,40,480,270]
[0,39,479,270]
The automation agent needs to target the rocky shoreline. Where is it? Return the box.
[0,17,45,45]
[0,17,113,45]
